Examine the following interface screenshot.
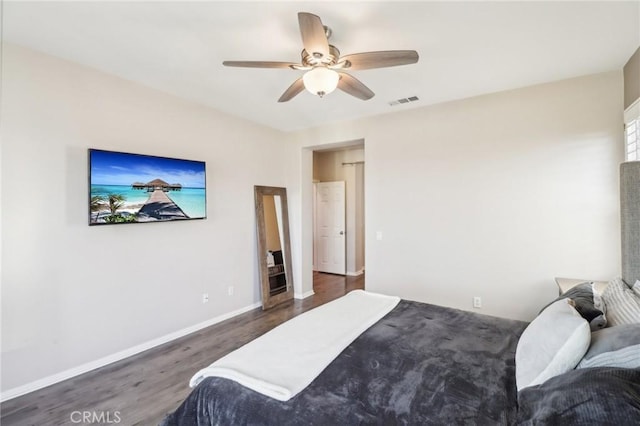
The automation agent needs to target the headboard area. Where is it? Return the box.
[621,161,640,285]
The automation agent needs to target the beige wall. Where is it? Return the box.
[314,148,364,182]
[290,71,624,322]
[1,44,290,397]
[623,47,640,109]
[624,46,640,109]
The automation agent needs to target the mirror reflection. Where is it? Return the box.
[255,186,294,309]
[263,194,287,296]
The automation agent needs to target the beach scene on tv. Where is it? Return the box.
[89,150,206,225]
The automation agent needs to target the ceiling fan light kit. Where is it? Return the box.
[223,12,419,102]
[302,67,339,97]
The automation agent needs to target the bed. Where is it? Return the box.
[160,291,640,425]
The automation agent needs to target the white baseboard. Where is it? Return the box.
[0,301,262,402]
[346,268,365,277]
[295,290,315,299]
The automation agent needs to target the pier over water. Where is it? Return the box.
[138,189,189,221]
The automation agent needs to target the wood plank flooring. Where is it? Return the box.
[0,272,364,426]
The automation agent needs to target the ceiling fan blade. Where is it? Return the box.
[337,50,419,70]
[337,73,375,100]
[298,12,330,60]
[278,78,305,102]
[223,61,300,69]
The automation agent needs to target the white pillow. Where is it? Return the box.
[516,299,590,391]
[633,280,640,298]
[601,277,640,327]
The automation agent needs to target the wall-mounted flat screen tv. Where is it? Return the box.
[89,149,206,225]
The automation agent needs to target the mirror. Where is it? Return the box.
[254,186,294,309]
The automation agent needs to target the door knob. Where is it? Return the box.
[339,231,344,235]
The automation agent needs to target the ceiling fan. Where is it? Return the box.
[222,12,419,102]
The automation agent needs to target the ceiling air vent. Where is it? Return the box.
[388,96,419,106]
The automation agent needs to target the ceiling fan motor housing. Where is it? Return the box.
[301,45,341,67]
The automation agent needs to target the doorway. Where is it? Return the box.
[312,145,365,292]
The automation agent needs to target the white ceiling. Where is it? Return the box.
[4,1,639,132]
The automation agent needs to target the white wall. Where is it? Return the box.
[289,71,624,321]
[0,44,290,396]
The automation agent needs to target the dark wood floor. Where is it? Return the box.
[1,272,364,426]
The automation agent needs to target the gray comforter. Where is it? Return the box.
[161,300,640,425]
[162,300,527,425]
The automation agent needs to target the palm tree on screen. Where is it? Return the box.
[108,194,125,215]
[90,195,106,223]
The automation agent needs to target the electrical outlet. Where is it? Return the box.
[202,293,209,304]
[473,296,482,309]
[227,286,234,296]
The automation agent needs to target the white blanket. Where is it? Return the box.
[189,290,400,401]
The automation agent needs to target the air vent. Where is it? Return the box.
[388,96,419,106]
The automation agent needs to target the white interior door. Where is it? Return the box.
[315,181,346,275]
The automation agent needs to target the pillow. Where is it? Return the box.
[577,324,640,369]
[601,277,640,326]
[555,277,609,296]
[592,283,606,316]
[515,299,591,391]
[544,282,606,330]
[517,367,640,424]
[633,280,640,298]
[586,312,607,331]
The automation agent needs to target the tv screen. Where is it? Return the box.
[89,149,206,225]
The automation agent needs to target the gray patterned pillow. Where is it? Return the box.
[601,277,640,326]
[577,324,640,369]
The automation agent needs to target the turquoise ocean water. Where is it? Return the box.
[91,185,206,219]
